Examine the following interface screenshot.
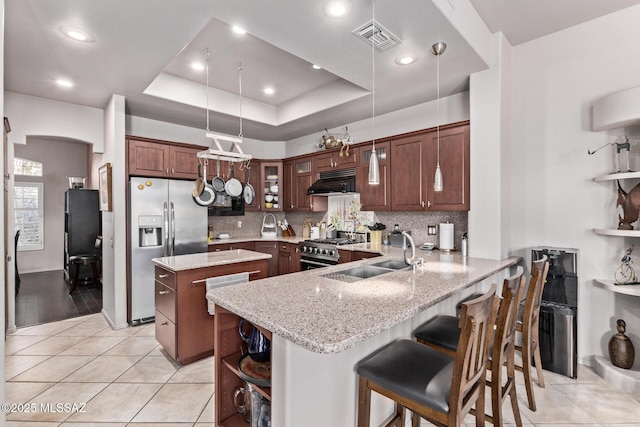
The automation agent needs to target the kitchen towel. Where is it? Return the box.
[439,223,454,251]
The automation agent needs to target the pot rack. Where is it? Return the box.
[197,53,252,164]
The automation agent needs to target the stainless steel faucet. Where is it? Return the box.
[402,231,423,270]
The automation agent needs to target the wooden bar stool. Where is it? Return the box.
[515,255,549,411]
[356,284,496,427]
[413,267,526,426]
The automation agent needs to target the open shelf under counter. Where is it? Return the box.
[593,171,640,182]
[594,228,640,237]
[594,279,640,297]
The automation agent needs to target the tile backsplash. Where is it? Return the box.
[209,209,468,250]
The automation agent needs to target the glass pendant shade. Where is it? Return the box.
[433,164,443,192]
[368,148,380,185]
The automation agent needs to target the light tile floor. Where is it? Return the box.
[4,313,640,426]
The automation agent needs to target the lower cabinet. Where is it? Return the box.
[277,242,301,275]
[154,260,268,365]
[254,241,279,277]
[214,305,272,426]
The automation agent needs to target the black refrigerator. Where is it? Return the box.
[64,189,100,283]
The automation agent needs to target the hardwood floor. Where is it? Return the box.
[15,270,102,328]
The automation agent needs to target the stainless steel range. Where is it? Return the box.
[299,238,359,270]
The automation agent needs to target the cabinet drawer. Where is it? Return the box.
[155,310,176,360]
[155,266,176,290]
[278,242,293,253]
[155,281,176,322]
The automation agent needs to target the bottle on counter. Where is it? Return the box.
[462,232,468,257]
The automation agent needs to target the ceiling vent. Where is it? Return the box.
[352,20,401,51]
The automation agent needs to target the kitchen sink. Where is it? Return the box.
[370,259,411,270]
[321,265,395,283]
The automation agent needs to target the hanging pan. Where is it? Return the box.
[211,158,226,193]
[192,159,204,198]
[243,162,255,205]
[194,159,215,206]
[225,163,243,198]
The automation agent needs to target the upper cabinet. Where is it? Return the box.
[127,137,205,180]
[259,161,283,212]
[356,141,391,211]
[390,123,470,211]
[283,157,327,212]
[314,148,357,174]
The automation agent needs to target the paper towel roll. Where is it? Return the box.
[439,223,454,251]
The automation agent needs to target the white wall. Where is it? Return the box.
[127,115,286,160]
[284,92,470,157]
[5,92,104,150]
[14,139,90,273]
[509,5,640,364]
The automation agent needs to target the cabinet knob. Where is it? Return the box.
[161,321,168,326]
[158,290,169,295]
[171,168,175,175]
[427,200,432,208]
[166,168,169,175]
[420,201,425,208]
[158,274,169,278]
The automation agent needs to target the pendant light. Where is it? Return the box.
[432,42,446,192]
[368,0,380,185]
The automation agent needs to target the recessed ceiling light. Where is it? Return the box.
[232,25,247,35]
[264,87,275,95]
[191,62,205,71]
[312,64,322,70]
[325,1,350,17]
[56,79,73,88]
[59,26,93,42]
[395,54,417,65]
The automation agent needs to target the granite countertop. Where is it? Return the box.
[152,249,272,272]
[206,251,519,354]
[208,235,305,245]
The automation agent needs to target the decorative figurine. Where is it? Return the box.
[608,319,635,369]
[615,245,637,285]
[588,136,633,173]
[617,180,640,230]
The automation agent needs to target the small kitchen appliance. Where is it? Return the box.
[439,222,455,251]
[261,213,277,237]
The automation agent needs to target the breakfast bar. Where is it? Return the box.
[207,250,519,426]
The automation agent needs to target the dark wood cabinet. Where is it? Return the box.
[154,260,268,365]
[356,141,391,211]
[283,158,327,212]
[277,242,301,275]
[390,123,470,211]
[254,241,279,277]
[314,148,357,173]
[127,137,205,180]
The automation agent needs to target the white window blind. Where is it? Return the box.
[15,182,44,251]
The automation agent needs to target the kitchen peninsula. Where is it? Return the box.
[207,246,519,426]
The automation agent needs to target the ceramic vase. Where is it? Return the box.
[609,319,635,369]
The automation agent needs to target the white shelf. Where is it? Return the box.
[594,355,640,394]
[594,228,640,237]
[594,279,640,297]
[593,171,640,182]
[593,85,640,132]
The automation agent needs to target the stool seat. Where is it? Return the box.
[69,254,98,264]
[358,339,454,413]
[68,235,102,295]
[414,315,460,357]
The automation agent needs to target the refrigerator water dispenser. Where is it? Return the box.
[138,215,162,247]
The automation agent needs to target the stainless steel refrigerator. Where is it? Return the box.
[129,177,207,325]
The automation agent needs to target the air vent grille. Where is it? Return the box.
[352,20,401,51]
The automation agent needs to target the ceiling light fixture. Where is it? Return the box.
[396,54,417,65]
[312,64,322,70]
[368,0,380,185]
[56,79,73,88]
[191,62,205,71]
[264,87,275,95]
[232,25,246,35]
[325,1,350,17]
[60,26,93,42]
[432,42,446,192]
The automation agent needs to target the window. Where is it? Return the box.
[14,157,43,176]
[15,182,44,251]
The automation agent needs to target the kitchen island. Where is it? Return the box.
[207,248,519,426]
[151,249,271,365]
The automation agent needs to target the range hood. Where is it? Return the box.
[307,168,357,196]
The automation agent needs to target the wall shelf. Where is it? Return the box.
[594,279,640,297]
[593,171,640,182]
[594,228,640,237]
